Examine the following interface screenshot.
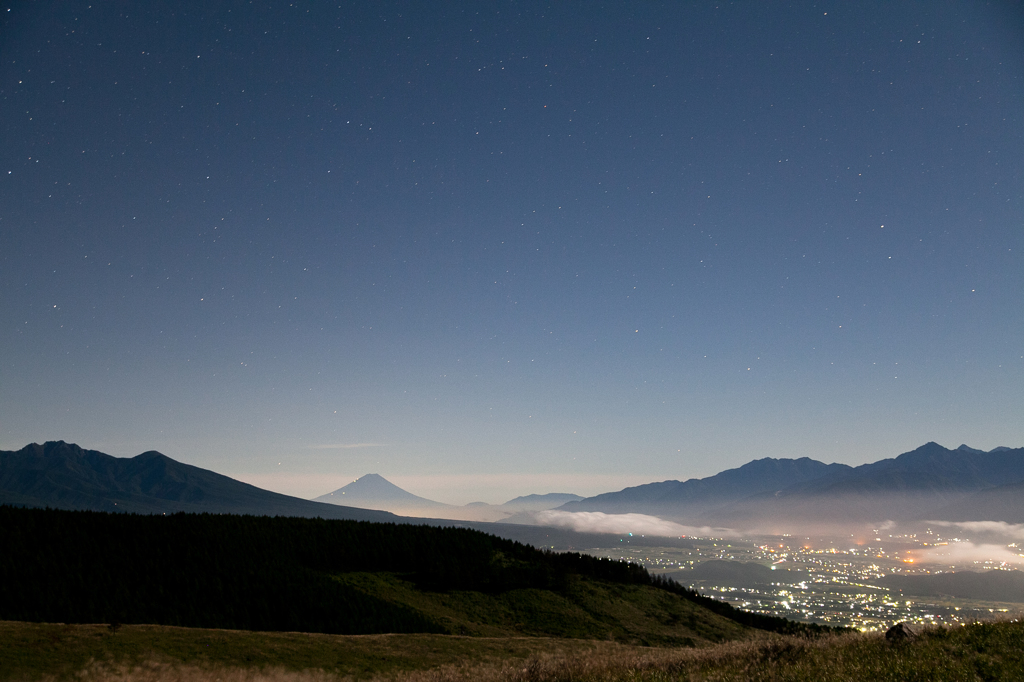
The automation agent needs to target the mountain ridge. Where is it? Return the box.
[5,440,1023,532]
[0,441,396,522]
[557,443,1024,530]
[558,456,853,517]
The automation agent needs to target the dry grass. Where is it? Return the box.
[28,633,867,682]
[390,634,869,682]
[53,660,340,682]
[13,621,1024,682]
[404,624,1024,682]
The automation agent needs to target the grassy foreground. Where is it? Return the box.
[1,619,1022,682]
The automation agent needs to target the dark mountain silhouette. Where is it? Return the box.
[558,443,1024,530]
[558,457,853,518]
[502,492,584,510]
[0,441,396,521]
[833,442,1024,492]
[8,440,1022,533]
[313,473,448,510]
[706,443,1024,529]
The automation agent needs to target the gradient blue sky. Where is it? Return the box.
[2,1,1022,504]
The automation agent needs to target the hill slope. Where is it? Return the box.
[0,441,395,522]
[0,506,827,641]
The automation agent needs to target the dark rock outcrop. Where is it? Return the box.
[885,621,920,643]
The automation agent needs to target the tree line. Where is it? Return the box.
[0,505,834,635]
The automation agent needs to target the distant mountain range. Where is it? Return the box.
[314,474,582,522]
[0,441,396,522]
[4,440,1022,534]
[503,492,585,511]
[558,443,1024,531]
[0,442,582,526]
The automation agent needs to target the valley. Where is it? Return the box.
[581,530,1024,630]
[3,439,1022,637]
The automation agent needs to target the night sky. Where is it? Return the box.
[2,2,1022,504]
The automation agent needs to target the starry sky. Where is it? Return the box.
[1,1,1022,504]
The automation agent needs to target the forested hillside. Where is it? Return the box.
[0,506,830,639]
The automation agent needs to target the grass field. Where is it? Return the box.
[2,619,1022,681]
[0,622,640,680]
[332,572,748,644]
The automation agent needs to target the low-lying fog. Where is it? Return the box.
[513,511,1024,568]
